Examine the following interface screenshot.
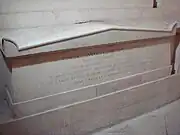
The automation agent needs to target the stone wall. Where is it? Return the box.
[0,0,152,29]
[0,0,180,30]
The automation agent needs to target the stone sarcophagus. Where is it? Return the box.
[0,23,179,135]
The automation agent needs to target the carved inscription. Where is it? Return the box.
[12,43,170,101]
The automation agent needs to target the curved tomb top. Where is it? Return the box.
[0,22,178,52]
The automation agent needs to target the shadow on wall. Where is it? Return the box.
[0,51,12,100]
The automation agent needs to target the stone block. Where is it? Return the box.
[3,29,171,57]
[11,43,171,102]
[14,86,96,117]
[96,66,171,96]
[1,74,180,135]
[0,0,151,13]
[13,66,171,117]
[0,12,55,29]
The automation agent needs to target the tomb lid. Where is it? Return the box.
[0,22,178,51]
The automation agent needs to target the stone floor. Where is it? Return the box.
[92,99,180,135]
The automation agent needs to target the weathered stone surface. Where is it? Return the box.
[0,0,151,13]
[165,100,180,135]
[2,27,171,57]
[14,86,97,117]
[0,99,13,124]
[96,66,171,96]
[0,52,12,99]
[0,9,142,29]
[1,74,180,135]
[11,43,171,102]
[93,96,180,135]
[13,66,171,117]
[0,12,55,29]
[159,0,180,8]
[0,0,151,29]
[0,52,13,123]
[93,110,166,135]
[0,0,179,30]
